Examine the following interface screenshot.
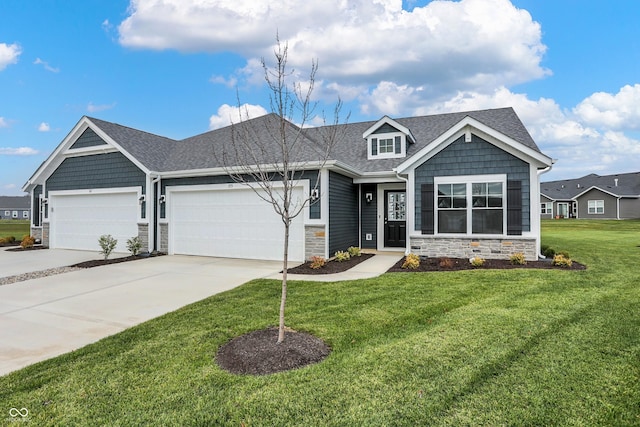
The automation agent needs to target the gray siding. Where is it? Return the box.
[373,123,400,134]
[69,128,108,149]
[577,189,619,219]
[328,171,358,255]
[360,183,377,249]
[46,152,147,218]
[414,134,531,232]
[620,198,640,219]
[160,170,321,220]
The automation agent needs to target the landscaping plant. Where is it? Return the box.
[402,253,420,269]
[552,253,573,267]
[20,235,35,249]
[470,256,485,267]
[126,236,142,256]
[98,234,117,260]
[347,246,362,257]
[439,257,454,269]
[509,252,527,265]
[334,251,351,262]
[309,256,326,270]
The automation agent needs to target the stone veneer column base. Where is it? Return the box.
[305,224,326,260]
[159,223,169,253]
[137,223,149,253]
[42,223,50,247]
[31,227,43,243]
[409,236,537,261]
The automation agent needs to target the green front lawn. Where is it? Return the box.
[0,219,30,240]
[2,220,639,425]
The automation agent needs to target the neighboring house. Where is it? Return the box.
[23,107,553,261]
[0,195,30,220]
[540,172,640,220]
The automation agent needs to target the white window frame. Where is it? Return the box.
[588,199,604,214]
[22,211,29,218]
[3,210,9,217]
[12,210,18,218]
[541,202,553,215]
[434,174,507,236]
[367,132,406,160]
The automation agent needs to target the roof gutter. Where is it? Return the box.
[537,164,553,259]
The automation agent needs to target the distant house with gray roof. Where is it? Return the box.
[22,107,553,261]
[0,195,30,220]
[540,172,640,219]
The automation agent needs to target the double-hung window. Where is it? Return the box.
[588,200,604,214]
[541,202,553,215]
[435,175,506,235]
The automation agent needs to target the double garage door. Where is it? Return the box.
[49,190,139,253]
[168,185,305,262]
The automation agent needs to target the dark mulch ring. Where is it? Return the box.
[216,327,331,375]
[5,245,48,251]
[388,256,586,272]
[287,253,375,275]
[70,252,165,268]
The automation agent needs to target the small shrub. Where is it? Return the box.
[509,252,527,265]
[402,253,420,270]
[98,234,118,260]
[309,256,326,269]
[0,236,16,244]
[439,257,454,269]
[470,256,485,268]
[557,250,570,259]
[542,246,556,258]
[347,246,362,257]
[126,236,142,256]
[334,251,351,262]
[20,235,35,249]
[552,254,573,268]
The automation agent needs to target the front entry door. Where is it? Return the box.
[384,190,406,247]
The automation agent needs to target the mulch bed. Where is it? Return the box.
[70,252,165,268]
[387,256,586,272]
[5,245,48,251]
[287,253,374,275]
[216,327,331,375]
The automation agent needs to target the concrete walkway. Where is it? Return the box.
[0,247,116,277]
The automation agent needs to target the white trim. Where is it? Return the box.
[574,185,620,199]
[64,146,118,157]
[434,174,507,237]
[587,199,605,215]
[363,116,416,143]
[48,186,145,223]
[367,133,407,160]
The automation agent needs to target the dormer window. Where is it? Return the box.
[369,133,405,159]
[364,116,416,161]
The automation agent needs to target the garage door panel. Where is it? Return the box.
[50,192,139,252]
[170,187,304,261]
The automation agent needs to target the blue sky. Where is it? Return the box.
[1,0,639,196]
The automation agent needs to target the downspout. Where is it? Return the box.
[537,165,553,258]
[395,170,411,256]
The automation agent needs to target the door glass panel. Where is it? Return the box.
[387,192,406,221]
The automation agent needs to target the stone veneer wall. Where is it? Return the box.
[305,225,326,260]
[31,227,43,244]
[137,223,149,252]
[410,236,537,261]
[42,223,50,247]
[159,223,168,253]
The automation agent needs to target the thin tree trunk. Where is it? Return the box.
[278,220,289,343]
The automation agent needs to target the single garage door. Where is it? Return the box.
[169,185,305,261]
[49,191,140,252]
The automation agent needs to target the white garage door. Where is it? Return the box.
[49,191,140,252]
[169,185,305,261]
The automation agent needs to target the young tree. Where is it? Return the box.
[222,37,346,343]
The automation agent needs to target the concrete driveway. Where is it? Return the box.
[0,253,281,376]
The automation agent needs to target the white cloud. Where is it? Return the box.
[209,103,269,130]
[119,0,548,99]
[0,42,21,71]
[38,122,51,132]
[573,84,640,131]
[33,57,60,73]
[87,102,116,113]
[0,117,8,128]
[0,147,39,156]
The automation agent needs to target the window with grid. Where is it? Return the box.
[588,200,604,214]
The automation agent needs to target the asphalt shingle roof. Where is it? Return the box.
[0,195,30,208]
[541,172,640,199]
[88,107,540,174]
